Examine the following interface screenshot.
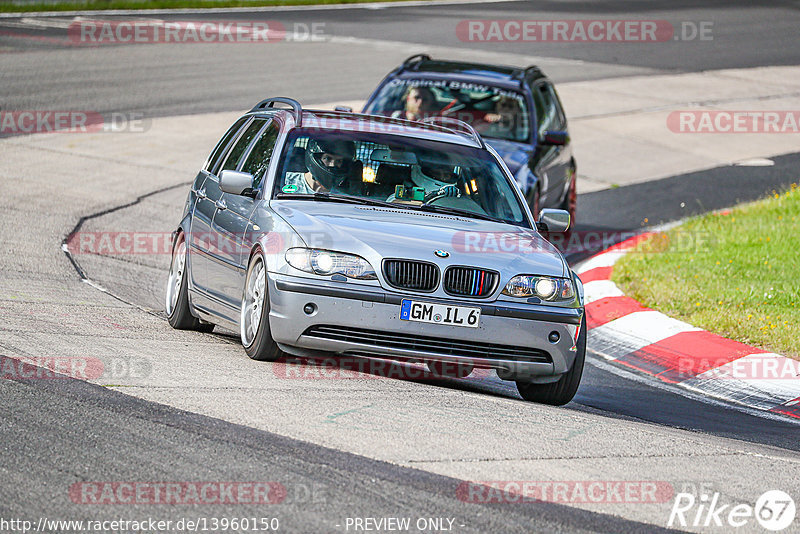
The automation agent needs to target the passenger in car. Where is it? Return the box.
[392,86,437,121]
[475,96,522,138]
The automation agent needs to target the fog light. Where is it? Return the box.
[548,331,560,343]
[303,303,316,315]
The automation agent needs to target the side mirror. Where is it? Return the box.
[540,130,569,146]
[219,170,256,197]
[536,208,570,233]
[334,105,353,112]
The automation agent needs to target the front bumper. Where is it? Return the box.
[267,274,583,378]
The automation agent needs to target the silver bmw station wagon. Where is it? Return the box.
[166,97,586,405]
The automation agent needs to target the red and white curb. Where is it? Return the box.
[575,233,800,420]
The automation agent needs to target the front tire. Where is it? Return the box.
[516,314,586,405]
[166,232,213,332]
[241,251,282,361]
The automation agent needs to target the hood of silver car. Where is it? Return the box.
[271,201,567,279]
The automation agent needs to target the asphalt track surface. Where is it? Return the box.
[3,0,800,116]
[2,1,800,532]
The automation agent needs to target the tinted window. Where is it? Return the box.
[205,117,249,174]
[240,121,280,188]
[219,119,266,173]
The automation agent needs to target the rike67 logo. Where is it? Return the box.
[669,490,795,531]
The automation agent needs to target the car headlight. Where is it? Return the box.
[502,275,575,301]
[285,248,377,280]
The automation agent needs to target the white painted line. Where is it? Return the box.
[734,158,775,167]
[82,278,108,293]
[0,16,75,29]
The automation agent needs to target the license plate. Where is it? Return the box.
[399,299,480,328]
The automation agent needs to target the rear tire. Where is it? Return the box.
[166,232,214,332]
[516,314,586,405]
[427,361,474,378]
[241,251,282,362]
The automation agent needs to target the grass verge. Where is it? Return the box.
[613,183,799,359]
[0,0,414,13]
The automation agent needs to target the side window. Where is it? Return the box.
[205,117,249,174]
[219,119,266,173]
[545,83,567,130]
[533,84,558,137]
[240,121,280,189]
[533,83,565,136]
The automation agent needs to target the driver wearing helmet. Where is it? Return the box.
[408,152,461,202]
[284,138,357,194]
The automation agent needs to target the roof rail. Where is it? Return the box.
[250,97,302,126]
[511,65,541,82]
[401,53,431,70]
[420,116,484,148]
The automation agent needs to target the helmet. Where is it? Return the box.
[410,151,459,191]
[304,138,356,189]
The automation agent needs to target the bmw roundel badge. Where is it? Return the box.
[434,250,450,258]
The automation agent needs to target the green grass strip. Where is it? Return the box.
[613,183,800,359]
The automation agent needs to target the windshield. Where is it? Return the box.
[363,79,531,143]
[272,128,528,226]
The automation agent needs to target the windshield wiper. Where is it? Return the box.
[276,192,510,224]
[276,192,395,208]
[413,203,508,224]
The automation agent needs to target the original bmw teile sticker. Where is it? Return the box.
[282,184,299,193]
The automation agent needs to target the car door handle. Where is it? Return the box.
[215,198,227,210]
[194,188,206,199]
